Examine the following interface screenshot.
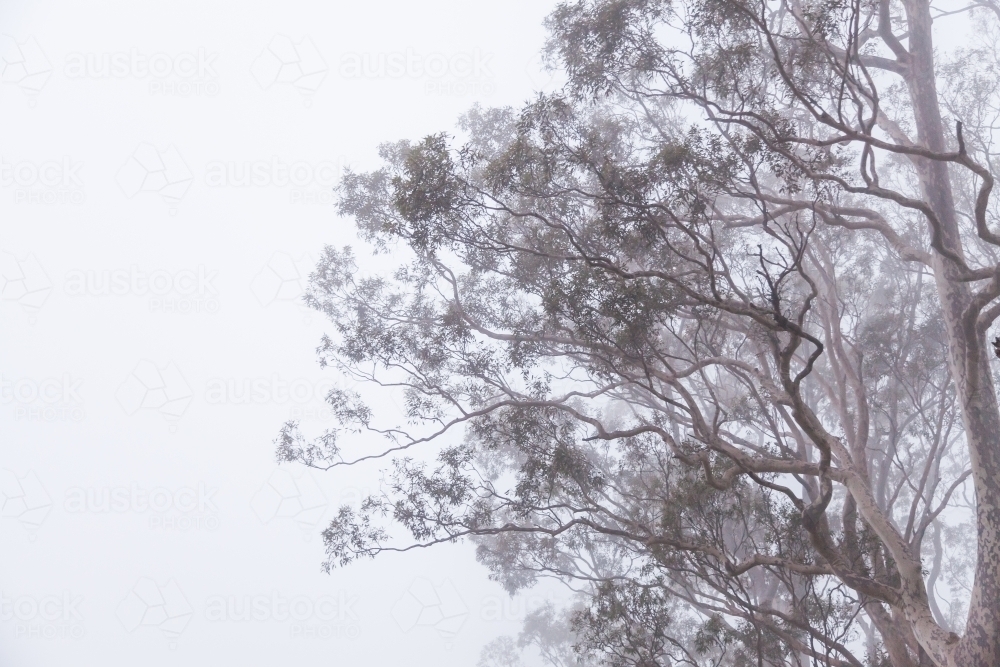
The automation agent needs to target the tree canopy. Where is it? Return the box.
[277,1,1000,665]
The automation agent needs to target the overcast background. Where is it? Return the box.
[0,1,567,664]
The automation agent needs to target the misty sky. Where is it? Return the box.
[0,1,567,664]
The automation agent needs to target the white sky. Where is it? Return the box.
[0,1,565,664]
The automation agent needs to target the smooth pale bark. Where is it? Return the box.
[901,1,1000,664]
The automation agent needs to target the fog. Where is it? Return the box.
[0,1,563,664]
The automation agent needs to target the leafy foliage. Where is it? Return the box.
[275,0,1000,665]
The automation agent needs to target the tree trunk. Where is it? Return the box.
[904,1,1000,664]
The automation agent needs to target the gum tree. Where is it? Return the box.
[278,1,1000,664]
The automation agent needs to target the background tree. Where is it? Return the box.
[277,0,1000,664]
